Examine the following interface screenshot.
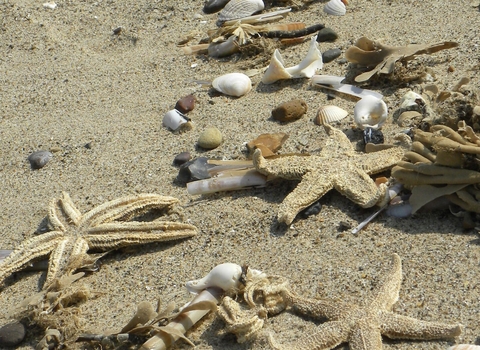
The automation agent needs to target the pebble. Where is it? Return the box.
[176,157,214,184]
[175,94,196,114]
[28,150,53,169]
[322,48,342,63]
[246,132,289,157]
[173,152,192,166]
[0,322,26,347]
[271,99,308,122]
[299,201,322,219]
[197,127,222,149]
[363,127,384,145]
[316,28,338,42]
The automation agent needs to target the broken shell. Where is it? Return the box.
[399,91,426,110]
[186,263,242,294]
[314,105,348,126]
[163,109,190,131]
[323,0,346,16]
[203,0,231,14]
[212,72,252,97]
[354,96,388,130]
[208,36,240,58]
[217,0,264,25]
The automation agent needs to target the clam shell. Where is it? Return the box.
[354,96,388,130]
[203,0,231,14]
[314,105,348,125]
[323,0,346,16]
[186,263,242,294]
[212,72,252,97]
[163,109,189,131]
[217,0,264,25]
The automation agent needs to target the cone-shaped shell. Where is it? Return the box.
[324,0,346,16]
[212,72,252,97]
[262,49,292,84]
[314,105,348,125]
[186,263,242,294]
[217,0,264,25]
[354,96,388,130]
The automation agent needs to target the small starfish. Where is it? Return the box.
[269,254,463,350]
[253,125,410,224]
[0,192,197,290]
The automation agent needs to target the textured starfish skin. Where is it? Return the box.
[253,125,409,224]
[0,192,197,290]
[269,254,462,350]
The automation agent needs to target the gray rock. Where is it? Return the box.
[322,48,342,63]
[0,322,26,347]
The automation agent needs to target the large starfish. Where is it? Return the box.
[0,192,197,290]
[269,254,462,350]
[253,125,410,224]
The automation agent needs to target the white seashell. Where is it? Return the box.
[163,109,189,131]
[311,75,384,100]
[217,0,264,25]
[212,72,252,97]
[262,35,323,84]
[399,91,426,109]
[314,105,348,125]
[186,263,242,294]
[448,346,480,350]
[353,96,388,130]
[323,0,346,16]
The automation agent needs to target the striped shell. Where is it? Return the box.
[323,0,346,16]
[314,105,348,125]
[448,346,480,350]
[217,0,264,24]
[212,72,252,97]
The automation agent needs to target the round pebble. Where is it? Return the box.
[175,94,196,114]
[271,99,308,122]
[197,127,222,150]
[316,28,338,42]
[322,48,342,63]
[173,151,192,166]
[0,322,26,347]
[363,127,384,145]
[28,150,53,169]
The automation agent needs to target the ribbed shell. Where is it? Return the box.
[314,105,348,125]
[217,0,264,23]
[212,72,252,97]
[203,0,231,14]
[323,0,346,16]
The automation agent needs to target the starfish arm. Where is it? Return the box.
[268,320,350,350]
[252,149,311,180]
[0,231,64,286]
[284,289,352,320]
[369,253,402,311]
[356,147,406,175]
[81,194,180,227]
[379,311,463,340]
[278,171,334,224]
[349,319,383,350]
[59,192,82,225]
[322,124,356,153]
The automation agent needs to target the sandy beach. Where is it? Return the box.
[1,0,479,349]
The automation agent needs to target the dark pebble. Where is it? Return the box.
[363,127,384,145]
[176,157,215,184]
[28,150,53,169]
[316,28,338,42]
[173,152,192,167]
[175,94,196,114]
[0,322,26,347]
[322,48,342,63]
[299,201,322,219]
[337,221,352,232]
[271,99,308,122]
[203,0,230,14]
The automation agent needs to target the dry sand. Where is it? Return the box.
[1,0,480,349]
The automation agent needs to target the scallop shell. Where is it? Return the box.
[186,263,242,294]
[212,72,252,97]
[448,346,480,350]
[217,0,264,25]
[323,0,346,16]
[354,96,388,130]
[314,105,348,125]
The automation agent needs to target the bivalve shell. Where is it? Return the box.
[217,0,264,25]
[354,96,388,130]
[314,105,348,125]
[212,72,252,97]
[323,0,346,16]
[203,0,231,14]
[163,109,190,131]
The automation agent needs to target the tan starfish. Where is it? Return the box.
[253,125,410,224]
[0,192,197,290]
[269,254,463,350]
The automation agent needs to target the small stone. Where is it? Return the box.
[271,99,308,122]
[28,150,53,169]
[363,127,384,145]
[246,133,289,157]
[176,157,214,184]
[175,94,196,114]
[316,28,338,42]
[322,48,342,63]
[173,151,192,166]
[299,201,322,219]
[0,322,26,347]
[197,127,222,150]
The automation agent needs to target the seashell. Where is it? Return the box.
[448,346,480,350]
[246,132,289,157]
[397,110,423,127]
[208,36,240,58]
[198,127,223,149]
[163,109,190,131]
[28,150,53,169]
[212,72,252,97]
[186,263,242,294]
[323,0,346,16]
[311,75,383,100]
[353,96,388,130]
[203,0,231,14]
[217,0,264,25]
[314,105,348,125]
[399,91,426,110]
[262,35,323,84]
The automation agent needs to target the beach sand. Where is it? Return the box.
[1,0,479,349]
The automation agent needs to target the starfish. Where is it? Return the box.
[253,124,410,224]
[0,192,197,290]
[268,254,463,350]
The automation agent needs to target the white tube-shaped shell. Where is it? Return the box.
[354,96,388,130]
[187,170,266,195]
[163,109,189,131]
[186,263,242,294]
[311,74,384,100]
[212,72,252,97]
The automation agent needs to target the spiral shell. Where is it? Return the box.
[314,105,348,125]
[212,72,252,97]
[323,0,346,16]
[186,263,242,294]
[217,0,264,25]
[353,96,388,130]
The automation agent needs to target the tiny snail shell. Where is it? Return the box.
[314,105,348,126]
[28,150,53,169]
[212,72,252,97]
[353,96,388,130]
[324,0,346,16]
[186,263,242,294]
[163,109,189,131]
